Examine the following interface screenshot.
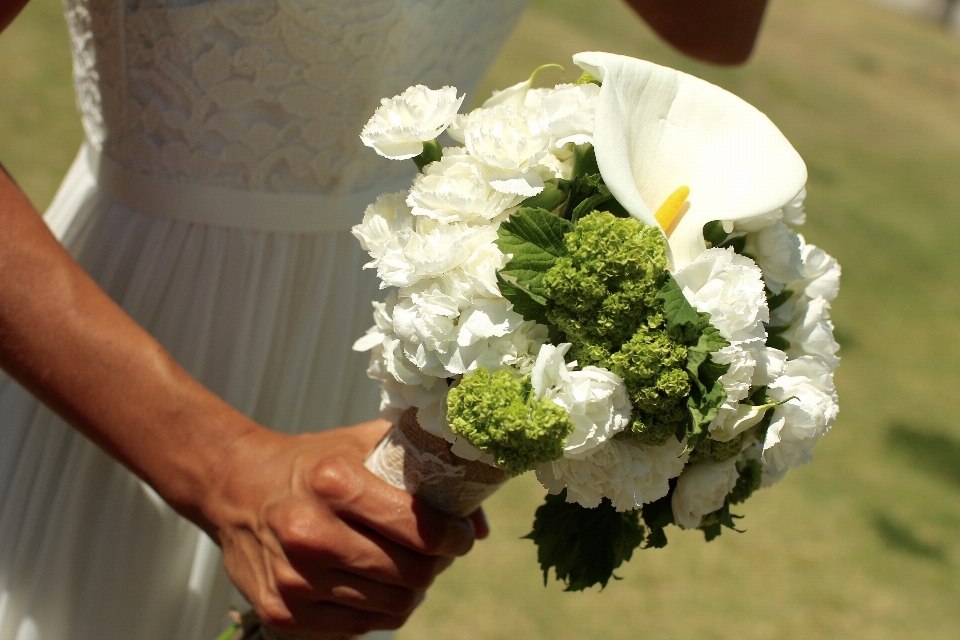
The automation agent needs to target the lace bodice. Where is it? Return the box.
[63,0,528,194]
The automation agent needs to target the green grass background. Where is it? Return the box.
[2,0,959,637]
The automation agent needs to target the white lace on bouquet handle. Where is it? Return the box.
[365,407,507,517]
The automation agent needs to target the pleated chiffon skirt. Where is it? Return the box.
[0,145,392,640]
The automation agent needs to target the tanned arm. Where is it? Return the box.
[625,0,769,65]
[0,2,484,633]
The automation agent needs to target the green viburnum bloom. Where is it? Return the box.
[447,368,574,476]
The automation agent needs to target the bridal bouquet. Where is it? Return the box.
[352,52,841,591]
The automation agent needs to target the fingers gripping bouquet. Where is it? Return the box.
[354,53,841,591]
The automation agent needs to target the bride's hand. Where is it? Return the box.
[200,418,482,636]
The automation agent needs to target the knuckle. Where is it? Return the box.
[270,506,325,554]
[308,456,364,506]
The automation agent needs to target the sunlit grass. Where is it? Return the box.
[2,0,959,637]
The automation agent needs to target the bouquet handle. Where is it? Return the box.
[230,407,506,640]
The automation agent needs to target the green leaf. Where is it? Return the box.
[497,207,573,302]
[766,287,794,313]
[702,220,729,248]
[684,322,730,443]
[573,144,600,178]
[657,276,702,332]
[519,178,571,212]
[765,324,791,351]
[640,485,676,549]
[525,491,645,591]
[497,273,549,325]
[570,191,614,224]
[575,71,602,86]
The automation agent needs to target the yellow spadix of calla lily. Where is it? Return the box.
[572,52,808,269]
[654,186,690,234]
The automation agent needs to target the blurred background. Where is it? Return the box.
[2,0,959,638]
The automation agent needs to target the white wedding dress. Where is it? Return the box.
[0,0,528,638]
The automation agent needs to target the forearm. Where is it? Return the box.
[625,0,769,65]
[0,164,257,527]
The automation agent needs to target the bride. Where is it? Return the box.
[0,0,767,638]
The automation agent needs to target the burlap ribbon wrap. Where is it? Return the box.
[235,407,506,640]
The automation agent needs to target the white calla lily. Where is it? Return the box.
[572,52,808,268]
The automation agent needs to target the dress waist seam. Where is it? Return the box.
[86,144,409,233]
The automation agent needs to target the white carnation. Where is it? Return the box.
[709,403,775,443]
[537,437,688,511]
[794,237,841,302]
[351,192,416,261]
[352,293,398,353]
[671,458,740,529]
[373,221,499,289]
[461,105,550,197]
[360,85,464,159]
[391,287,460,372]
[781,297,840,368]
[458,240,508,299]
[534,151,574,181]
[487,321,550,374]
[762,357,839,483]
[782,188,807,226]
[711,343,757,406]
[536,83,599,147]
[745,340,787,386]
[406,148,522,224]
[672,247,769,342]
[743,220,803,293]
[431,299,543,376]
[531,344,631,458]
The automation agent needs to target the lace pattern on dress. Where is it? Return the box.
[62,0,528,195]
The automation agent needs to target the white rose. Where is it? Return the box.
[351,192,416,261]
[537,437,688,511]
[461,105,550,197]
[762,356,839,482]
[406,148,522,224]
[794,237,841,302]
[781,297,840,368]
[671,458,740,529]
[536,83,599,147]
[743,220,804,293]
[360,85,464,159]
[672,247,769,342]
